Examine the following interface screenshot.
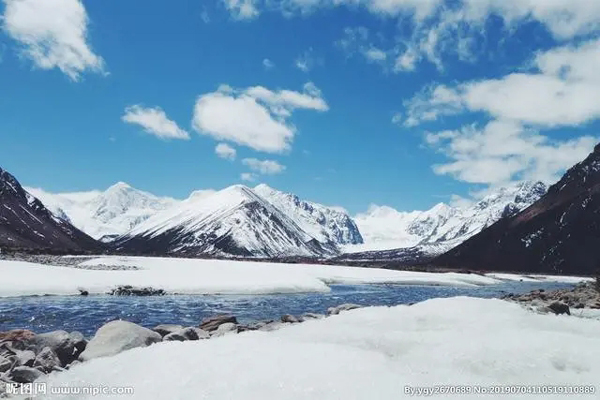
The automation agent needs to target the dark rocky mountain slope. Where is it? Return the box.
[435,144,600,275]
[0,167,101,253]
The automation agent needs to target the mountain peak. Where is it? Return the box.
[107,181,132,191]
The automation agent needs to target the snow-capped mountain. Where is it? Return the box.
[114,185,339,258]
[348,181,547,256]
[254,184,363,246]
[0,167,100,251]
[436,143,600,275]
[26,183,178,242]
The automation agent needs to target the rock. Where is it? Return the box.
[163,332,186,342]
[238,321,271,332]
[210,322,238,337]
[108,285,166,296]
[574,303,585,309]
[153,324,184,337]
[0,329,35,344]
[15,350,35,367]
[548,301,571,315]
[79,320,162,362]
[79,289,89,296]
[10,366,43,383]
[200,315,237,332]
[327,303,362,316]
[281,314,299,323]
[69,332,87,355]
[180,327,209,341]
[0,357,12,373]
[33,347,61,373]
[300,313,324,321]
[29,330,83,367]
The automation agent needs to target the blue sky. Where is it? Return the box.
[1,0,599,214]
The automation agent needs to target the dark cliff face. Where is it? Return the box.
[0,167,101,252]
[435,145,600,275]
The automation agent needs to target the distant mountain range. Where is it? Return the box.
[347,181,547,258]
[1,160,580,269]
[0,168,100,253]
[436,143,600,276]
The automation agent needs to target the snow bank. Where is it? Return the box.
[0,256,500,297]
[42,297,600,399]
[486,273,594,284]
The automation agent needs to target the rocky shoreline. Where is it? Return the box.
[503,280,600,315]
[0,303,362,398]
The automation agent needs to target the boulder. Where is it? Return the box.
[79,320,162,361]
[163,332,186,342]
[0,356,12,373]
[300,313,324,321]
[10,366,43,384]
[548,301,571,315]
[153,324,184,337]
[281,314,300,323]
[33,347,61,373]
[258,321,286,332]
[200,315,237,332]
[180,327,209,341]
[15,350,35,367]
[29,330,83,367]
[327,303,362,316]
[210,322,238,337]
[0,329,35,344]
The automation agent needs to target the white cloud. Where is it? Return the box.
[222,0,259,20]
[192,83,328,153]
[267,0,600,72]
[425,120,597,185]
[122,105,189,140]
[215,143,237,160]
[242,158,286,175]
[405,39,600,128]
[263,58,275,69]
[2,0,105,80]
[240,172,257,181]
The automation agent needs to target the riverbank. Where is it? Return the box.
[1,296,598,399]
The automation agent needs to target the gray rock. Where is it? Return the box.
[180,327,209,341]
[153,324,184,337]
[258,321,286,332]
[210,322,238,337]
[200,315,237,332]
[69,332,87,355]
[10,366,43,383]
[548,301,571,315]
[163,332,186,342]
[108,285,166,296]
[281,314,299,323]
[300,313,324,321]
[33,347,61,373]
[0,357,12,373]
[15,350,35,367]
[29,330,83,367]
[327,303,362,316]
[79,320,162,362]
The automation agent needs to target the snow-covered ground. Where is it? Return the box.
[41,297,600,400]
[487,273,595,284]
[0,256,506,297]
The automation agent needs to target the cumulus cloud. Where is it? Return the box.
[222,0,259,20]
[192,83,328,153]
[215,143,237,160]
[2,0,105,80]
[122,105,189,140]
[425,120,597,185]
[405,39,600,128]
[242,158,286,175]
